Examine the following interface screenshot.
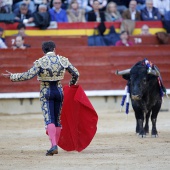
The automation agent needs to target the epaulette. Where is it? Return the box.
[58,55,69,68]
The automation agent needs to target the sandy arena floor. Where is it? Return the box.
[0,110,170,170]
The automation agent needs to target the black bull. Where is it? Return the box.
[116,60,162,137]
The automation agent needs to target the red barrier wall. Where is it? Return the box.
[4,35,170,50]
[0,46,170,93]
[0,21,164,30]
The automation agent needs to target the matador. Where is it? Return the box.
[2,41,79,156]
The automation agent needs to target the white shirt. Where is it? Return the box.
[147,8,153,18]
[131,10,136,20]
[153,0,170,16]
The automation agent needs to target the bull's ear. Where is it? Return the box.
[122,74,130,80]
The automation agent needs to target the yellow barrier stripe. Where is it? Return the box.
[133,28,166,35]
[5,28,165,36]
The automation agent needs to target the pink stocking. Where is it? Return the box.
[47,123,56,147]
[56,127,61,144]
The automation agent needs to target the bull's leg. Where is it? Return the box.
[138,119,146,138]
[151,101,162,137]
[132,102,146,137]
[134,113,140,134]
[144,111,151,134]
[136,119,139,134]
[151,118,158,137]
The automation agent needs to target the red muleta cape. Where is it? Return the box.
[58,85,98,152]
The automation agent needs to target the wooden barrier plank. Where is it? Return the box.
[129,35,170,45]
[5,36,88,48]
[0,21,164,30]
[4,34,170,49]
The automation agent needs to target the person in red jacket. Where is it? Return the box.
[115,31,133,46]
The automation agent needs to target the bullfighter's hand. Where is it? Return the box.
[1,70,12,79]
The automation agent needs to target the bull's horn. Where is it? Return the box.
[115,69,131,75]
[147,68,160,76]
[153,66,160,76]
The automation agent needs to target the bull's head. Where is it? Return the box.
[115,65,160,101]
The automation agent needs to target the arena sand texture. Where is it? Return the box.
[0,110,170,170]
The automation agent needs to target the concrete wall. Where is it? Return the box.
[0,96,169,114]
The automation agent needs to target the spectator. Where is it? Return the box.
[122,0,141,20]
[153,0,170,17]
[49,0,68,22]
[140,24,151,35]
[87,0,105,22]
[89,0,108,11]
[67,0,92,12]
[105,2,122,21]
[14,3,34,24]
[13,0,35,13]
[12,35,30,50]
[15,23,27,36]
[67,0,86,22]
[33,4,50,29]
[115,31,133,46]
[108,0,129,14]
[141,0,161,21]
[0,0,12,13]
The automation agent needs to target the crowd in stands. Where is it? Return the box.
[0,0,170,24]
[0,0,170,48]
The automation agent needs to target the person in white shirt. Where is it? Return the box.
[67,0,86,22]
[153,0,170,17]
[122,0,141,20]
[141,0,161,20]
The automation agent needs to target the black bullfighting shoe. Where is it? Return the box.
[46,145,58,156]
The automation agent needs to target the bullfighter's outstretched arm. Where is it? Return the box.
[10,61,40,82]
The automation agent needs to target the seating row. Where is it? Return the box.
[4,34,170,48]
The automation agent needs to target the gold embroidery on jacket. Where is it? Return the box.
[10,52,79,85]
[37,54,69,81]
